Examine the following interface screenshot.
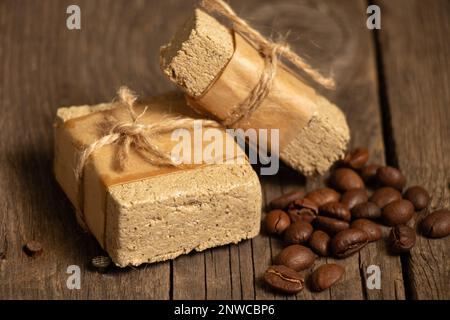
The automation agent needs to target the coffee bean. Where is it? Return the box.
[308,230,331,256]
[319,202,351,222]
[314,216,350,236]
[264,265,304,294]
[404,186,430,211]
[341,188,368,210]
[92,255,112,272]
[389,225,416,253]
[370,187,402,209]
[288,198,319,224]
[331,228,368,258]
[421,209,450,238]
[309,264,345,292]
[288,209,316,224]
[382,199,414,226]
[342,147,369,169]
[23,240,43,257]
[376,166,406,191]
[331,168,365,192]
[265,210,291,235]
[360,164,381,185]
[351,202,381,219]
[276,245,316,271]
[284,221,314,245]
[305,188,340,207]
[351,219,382,242]
[270,190,304,209]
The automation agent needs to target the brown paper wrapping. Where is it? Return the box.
[55,94,243,249]
[187,32,320,151]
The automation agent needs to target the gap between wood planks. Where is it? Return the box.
[368,0,413,300]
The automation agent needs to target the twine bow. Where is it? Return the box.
[73,87,220,233]
[74,87,220,183]
[199,0,335,126]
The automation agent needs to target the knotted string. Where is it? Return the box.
[74,87,220,181]
[199,0,335,126]
[74,87,220,230]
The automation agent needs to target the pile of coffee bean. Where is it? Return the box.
[263,147,450,294]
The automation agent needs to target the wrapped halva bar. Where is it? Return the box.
[160,8,350,175]
[54,92,262,267]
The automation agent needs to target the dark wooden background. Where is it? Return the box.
[0,0,449,299]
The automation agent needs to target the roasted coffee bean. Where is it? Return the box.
[421,209,450,238]
[331,168,365,192]
[314,216,350,236]
[309,264,345,292]
[389,225,416,253]
[284,221,314,245]
[288,198,319,224]
[351,202,381,219]
[270,190,304,209]
[276,245,316,271]
[305,188,340,207]
[291,198,319,214]
[265,210,291,235]
[342,147,369,169]
[351,219,382,242]
[370,187,402,209]
[23,240,43,257]
[360,164,381,185]
[319,202,351,222]
[331,228,368,258]
[341,188,368,210]
[264,265,304,294]
[404,186,430,211]
[382,199,414,226]
[308,230,331,256]
[376,166,406,191]
[288,209,316,224]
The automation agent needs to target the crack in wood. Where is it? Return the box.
[0,238,6,260]
[358,254,369,300]
[0,224,7,261]
[369,1,411,299]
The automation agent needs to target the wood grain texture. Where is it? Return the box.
[0,0,447,300]
[374,0,450,300]
[0,0,190,299]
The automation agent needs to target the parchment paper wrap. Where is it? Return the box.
[54,94,244,249]
[187,32,319,151]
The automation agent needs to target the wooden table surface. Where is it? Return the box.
[0,0,449,300]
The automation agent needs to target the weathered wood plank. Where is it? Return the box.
[234,0,405,299]
[374,0,450,300]
[229,240,255,299]
[323,0,406,300]
[0,0,195,299]
[173,253,206,300]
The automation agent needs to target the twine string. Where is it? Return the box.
[74,87,220,182]
[73,87,220,230]
[199,0,335,126]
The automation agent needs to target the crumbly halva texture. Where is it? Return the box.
[160,9,349,176]
[106,163,261,266]
[55,100,262,267]
[281,96,349,175]
[160,9,234,97]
